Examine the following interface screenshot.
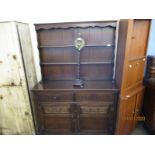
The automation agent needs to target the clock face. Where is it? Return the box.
[74,37,85,51]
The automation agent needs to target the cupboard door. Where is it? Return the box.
[134,88,145,126]
[116,95,137,134]
[125,61,138,88]
[125,59,146,89]
[37,102,73,134]
[78,102,114,134]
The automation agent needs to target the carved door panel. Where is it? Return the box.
[78,102,114,134]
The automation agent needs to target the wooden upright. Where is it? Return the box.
[115,19,151,134]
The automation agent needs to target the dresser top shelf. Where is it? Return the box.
[32,80,119,91]
[35,20,117,30]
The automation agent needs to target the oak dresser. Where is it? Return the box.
[32,20,150,134]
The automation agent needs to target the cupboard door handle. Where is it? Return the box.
[125,95,131,99]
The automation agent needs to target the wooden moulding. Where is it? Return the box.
[35,21,117,31]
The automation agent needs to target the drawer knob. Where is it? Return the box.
[126,95,130,99]
[52,96,57,100]
[143,58,146,61]
[129,64,132,68]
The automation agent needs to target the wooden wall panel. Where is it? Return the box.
[41,65,76,80]
[40,47,76,63]
[39,47,114,63]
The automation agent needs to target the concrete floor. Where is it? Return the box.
[132,123,149,135]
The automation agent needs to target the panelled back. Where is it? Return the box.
[35,22,117,81]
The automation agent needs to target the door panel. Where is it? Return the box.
[116,95,136,134]
[125,61,138,88]
[78,102,114,134]
[43,114,72,133]
[79,114,108,133]
[125,58,146,89]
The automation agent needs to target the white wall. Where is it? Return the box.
[147,19,155,56]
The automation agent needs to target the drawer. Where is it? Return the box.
[76,92,116,102]
[36,92,73,102]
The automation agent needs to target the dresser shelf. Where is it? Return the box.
[39,44,114,48]
[32,80,119,91]
[40,61,114,65]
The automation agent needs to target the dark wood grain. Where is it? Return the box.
[32,80,119,91]
[35,21,117,30]
[33,20,119,135]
